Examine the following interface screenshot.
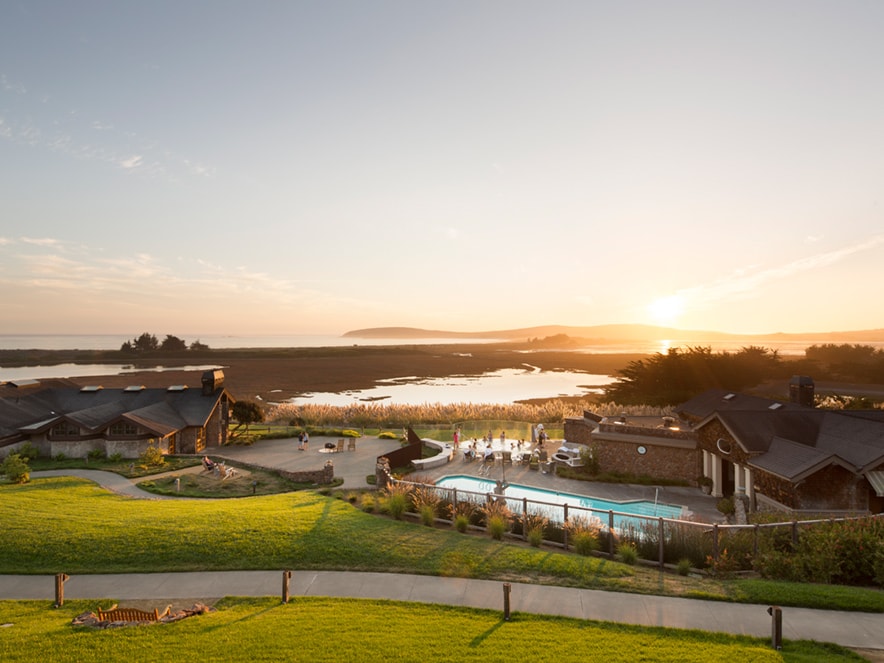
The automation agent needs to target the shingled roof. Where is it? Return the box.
[0,379,228,444]
[679,388,884,482]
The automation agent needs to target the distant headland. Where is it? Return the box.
[343,324,884,344]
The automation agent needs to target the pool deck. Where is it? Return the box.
[209,435,725,524]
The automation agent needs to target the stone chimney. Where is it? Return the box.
[789,375,814,407]
[201,369,224,395]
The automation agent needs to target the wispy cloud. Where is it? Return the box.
[119,155,143,169]
[0,73,26,94]
[677,234,884,308]
[0,75,213,181]
[20,237,62,247]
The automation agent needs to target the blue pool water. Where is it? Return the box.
[435,475,685,530]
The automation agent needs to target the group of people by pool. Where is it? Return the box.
[456,427,550,467]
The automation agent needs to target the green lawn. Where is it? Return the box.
[2,477,884,614]
[0,597,862,663]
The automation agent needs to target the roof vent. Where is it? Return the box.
[124,385,146,393]
[80,385,104,392]
[9,379,40,388]
[769,402,784,410]
[167,385,188,392]
[723,393,736,401]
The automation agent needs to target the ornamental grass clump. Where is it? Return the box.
[617,542,638,565]
[448,501,479,533]
[480,499,512,541]
[566,516,601,556]
[382,482,412,520]
[411,486,442,527]
[522,513,548,548]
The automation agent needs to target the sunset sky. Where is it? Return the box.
[3,2,884,337]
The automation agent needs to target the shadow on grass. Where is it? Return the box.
[469,618,508,647]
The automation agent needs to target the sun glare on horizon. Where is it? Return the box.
[647,295,685,328]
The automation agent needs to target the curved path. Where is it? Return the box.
[1,570,883,650]
[30,469,192,499]
[8,469,883,652]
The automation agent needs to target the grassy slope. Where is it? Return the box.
[0,598,863,663]
[2,477,884,613]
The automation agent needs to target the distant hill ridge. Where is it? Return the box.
[343,324,884,343]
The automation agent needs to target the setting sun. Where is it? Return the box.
[647,295,685,327]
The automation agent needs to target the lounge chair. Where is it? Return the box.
[347,438,356,452]
[336,439,345,453]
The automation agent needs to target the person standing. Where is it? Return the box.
[500,430,506,446]
[298,431,305,451]
[302,431,309,451]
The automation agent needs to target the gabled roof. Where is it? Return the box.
[751,436,847,481]
[0,381,229,442]
[122,402,187,436]
[711,410,824,454]
[677,388,801,420]
[684,388,884,483]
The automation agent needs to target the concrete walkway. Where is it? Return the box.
[1,570,883,650]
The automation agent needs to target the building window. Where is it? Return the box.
[109,422,139,436]
[50,422,79,437]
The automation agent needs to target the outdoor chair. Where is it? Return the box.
[336,439,345,453]
[347,438,356,451]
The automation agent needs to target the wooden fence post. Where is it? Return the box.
[658,518,665,568]
[503,583,512,621]
[282,570,292,604]
[608,511,615,556]
[54,573,69,608]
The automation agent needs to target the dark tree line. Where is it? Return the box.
[119,333,210,354]
[603,346,784,406]
[801,343,884,383]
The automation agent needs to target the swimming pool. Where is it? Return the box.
[434,475,685,530]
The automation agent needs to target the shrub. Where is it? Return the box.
[706,548,741,579]
[54,453,67,462]
[523,513,548,548]
[716,497,735,517]
[580,445,600,475]
[448,501,478,533]
[617,542,638,565]
[454,514,470,533]
[481,499,512,541]
[411,486,441,527]
[17,442,39,461]
[676,558,692,576]
[360,495,376,513]
[383,483,412,520]
[139,443,165,467]
[566,516,601,556]
[378,431,400,439]
[87,448,105,462]
[874,543,884,588]
[2,453,30,484]
[108,452,123,462]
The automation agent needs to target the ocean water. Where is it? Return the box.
[0,333,495,351]
[4,333,881,355]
